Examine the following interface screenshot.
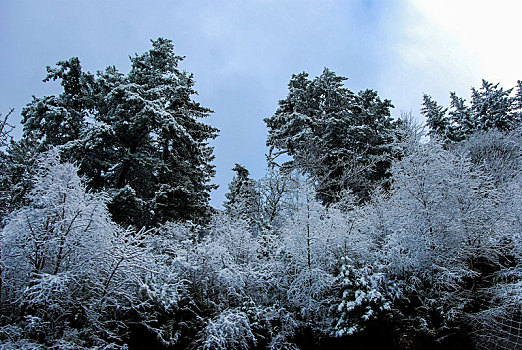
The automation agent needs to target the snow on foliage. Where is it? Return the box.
[195,309,257,350]
[334,257,394,336]
[2,45,521,348]
[384,141,499,287]
[0,150,177,348]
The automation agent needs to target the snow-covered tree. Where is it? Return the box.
[0,108,14,150]
[365,141,508,345]
[17,38,218,228]
[0,151,114,346]
[0,108,15,223]
[465,130,522,349]
[274,184,367,328]
[422,80,522,143]
[192,212,267,309]
[331,128,522,346]
[21,57,94,150]
[471,80,515,131]
[224,164,262,230]
[0,150,169,348]
[386,142,499,286]
[334,257,395,337]
[459,127,521,186]
[0,137,41,225]
[265,68,396,203]
[422,94,449,141]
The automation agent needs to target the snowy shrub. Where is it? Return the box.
[0,151,157,347]
[275,185,368,325]
[1,151,112,298]
[194,309,257,350]
[461,128,521,186]
[192,212,271,307]
[334,257,394,336]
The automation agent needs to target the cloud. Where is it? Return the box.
[1,0,520,207]
[411,0,522,88]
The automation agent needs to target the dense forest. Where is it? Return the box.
[0,39,521,349]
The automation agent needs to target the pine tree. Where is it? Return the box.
[422,94,449,140]
[265,68,395,203]
[17,38,218,227]
[422,80,521,143]
[21,58,94,149]
[224,164,261,229]
[471,80,515,131]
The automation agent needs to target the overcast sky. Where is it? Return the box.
[2,0,522,206]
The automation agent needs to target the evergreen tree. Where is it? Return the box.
[422,94,449,140]
[448,92,474,141]
[471,80,515,131]
[422,80,521,143]
[513,80,522,120]
[265,68,395,203]
[224,164,261,229]
[21,58,95,149]
[17,38,218,227]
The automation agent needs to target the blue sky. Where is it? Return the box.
[1,0,521,206]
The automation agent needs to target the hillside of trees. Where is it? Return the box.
[0,39,521,349]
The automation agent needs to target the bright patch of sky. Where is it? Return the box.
[1,0,520,206]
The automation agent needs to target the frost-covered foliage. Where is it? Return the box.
[274,185,365,324]
[466,150,522,349]
[422,80,522,142]
[195,213,266,307]
[143,183,373,347]
[458,127,521,186]
[194,309,257,350]
[385,142,500,287]
[377,142,503,339]
[0,108,16,223]
[224,164,262,231]
[0,151,181,348]
[4,42,521,349]
[265,68,397,203]
[257,167,302,231]
[331,131,521,346]
[18,38,218,227]
[334,258,396,336]
[2,150,111,290]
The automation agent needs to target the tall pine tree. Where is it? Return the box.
[223,163,261,229]
[18,38,218,227]
[265,68,396,203]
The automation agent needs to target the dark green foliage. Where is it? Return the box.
[422,94,449,139]
[18,38,218,227]
[422,80,522,142]
[265,68,396,203]
[224,164,261,229]
[21,58,95,149]
[0,138,40,225]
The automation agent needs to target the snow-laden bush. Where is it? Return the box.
[274,185,370,325]
[460,128,521,186]
[344,137,520,344]
[192,213,266,307]
[334,257,396,336]
[194,308,256,350]
[384,142,500,290]
[0,150,162,348]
